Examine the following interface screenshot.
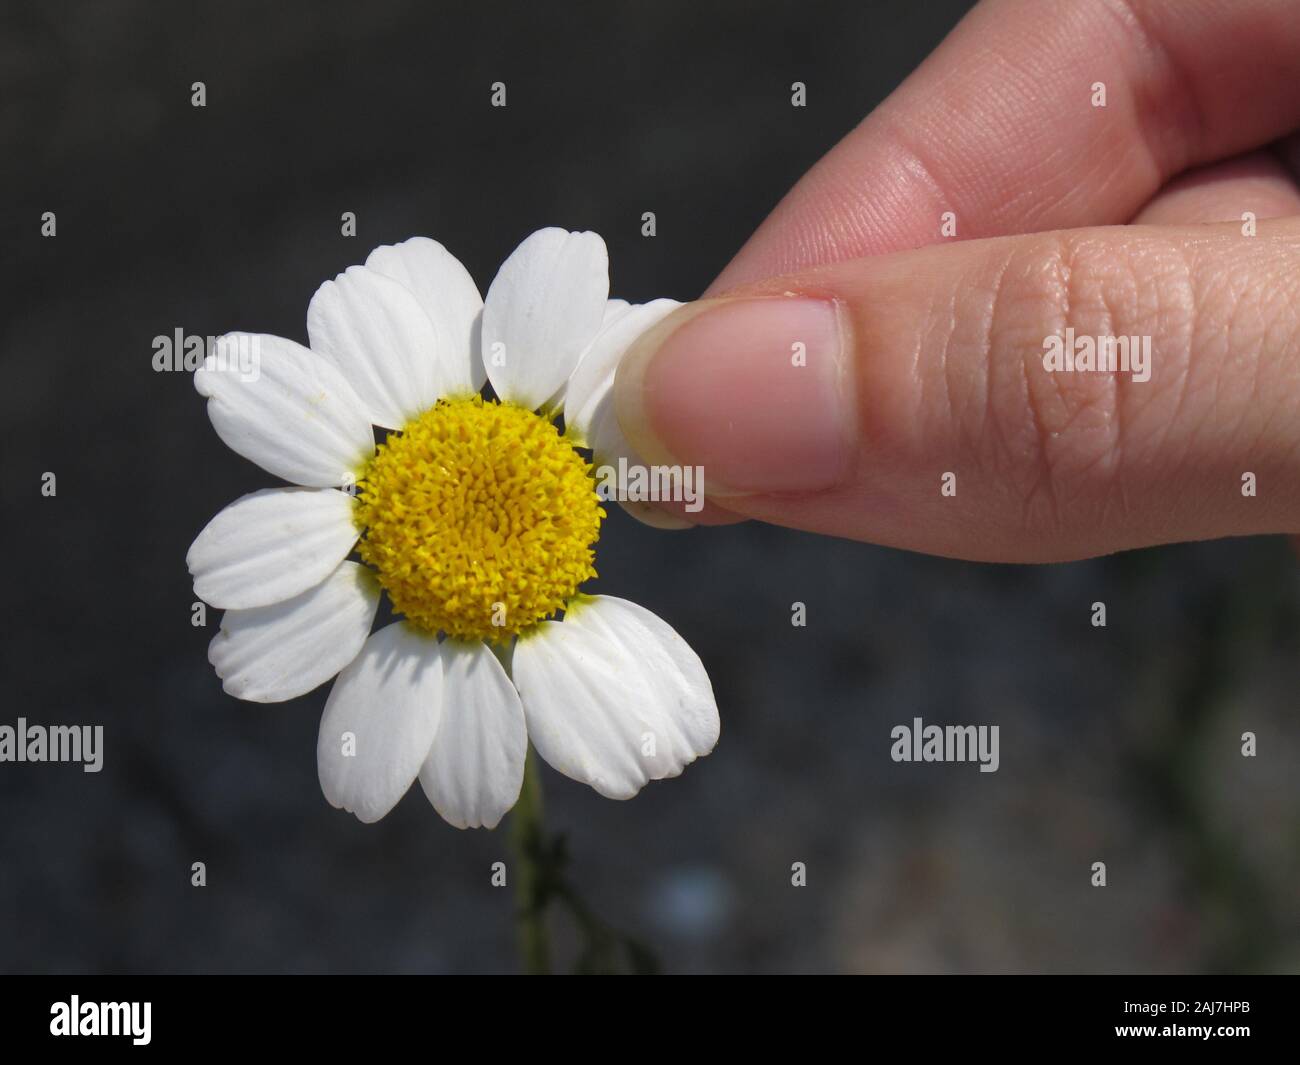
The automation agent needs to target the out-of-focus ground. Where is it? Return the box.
[1,0,1297,973]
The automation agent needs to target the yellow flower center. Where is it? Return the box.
[355,395,603,643]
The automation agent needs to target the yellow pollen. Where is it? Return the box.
[355,395,603,643]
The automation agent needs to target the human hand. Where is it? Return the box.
[613,0,1300,561]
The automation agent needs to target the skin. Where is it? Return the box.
[612,0,1300,561]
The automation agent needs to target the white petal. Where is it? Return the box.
[419,641,526,829]
[512,598,719,799]
[565,299,681,442]
[482,228,609,409]
[195,333,373,487]
[187,488,359,609]
[564,595,719,768]
[307,264,451,429]
[511,622,642,798]
[614,496,695,530]
[600,298,631,327]
[585,383,694,530]
[208,562,380,703]
[365,237,484,394]
[317,622,444,823]
[566,298,692,528]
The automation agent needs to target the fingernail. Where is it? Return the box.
[614,296,856,496]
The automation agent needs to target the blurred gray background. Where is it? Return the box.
[2,0,1297,973]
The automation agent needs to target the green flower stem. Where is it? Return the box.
[512,745,551,975]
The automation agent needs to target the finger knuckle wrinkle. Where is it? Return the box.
[981,233,1166,530]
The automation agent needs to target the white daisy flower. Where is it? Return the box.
[187,229,720,829]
